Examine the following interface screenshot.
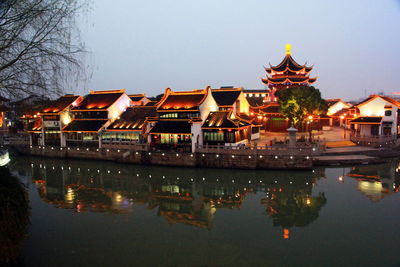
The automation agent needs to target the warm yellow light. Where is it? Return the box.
[308,115,313,120]
[340,116,344,119]
[285,44,292,55]
[306,198,311,205]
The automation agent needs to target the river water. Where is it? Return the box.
[4,156,400,266]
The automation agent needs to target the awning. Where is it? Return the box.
[350,116,382,124]
[149,121,191,134]
[62,119,108,132]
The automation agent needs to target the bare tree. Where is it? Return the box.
[0,0,87,99]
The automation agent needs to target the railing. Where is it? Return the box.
[350,133,397,147]
[195,143,321,156]
[1,134,30,146]
[102,141,149,151]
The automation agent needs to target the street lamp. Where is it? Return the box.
[307,115,313,142]
[340,115,346,138]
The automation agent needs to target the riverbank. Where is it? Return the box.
[8,142,400,169]
[10,145,314,170]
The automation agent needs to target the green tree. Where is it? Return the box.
[276,86,327,127]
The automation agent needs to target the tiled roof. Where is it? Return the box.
[211,89,241,106]
[149,120,192,134]
[72,92,124,110]
[355,95,400,108]
[145,101,159,107]
[62,119,108,132]
[202,111,250,129]
[350,116,382,124]
[129,94,147,102]
[265,55,312,73]
[157,88,207,111]
[107,107,157,131]
[41,95,80,114]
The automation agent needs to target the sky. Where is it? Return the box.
[78,0,400,101]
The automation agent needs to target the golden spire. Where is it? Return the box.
[285,44,292,55]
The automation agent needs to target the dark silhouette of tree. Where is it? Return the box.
[0,167,30,264]
[0,0,87,99]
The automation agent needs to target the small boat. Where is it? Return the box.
[0,148,10,167]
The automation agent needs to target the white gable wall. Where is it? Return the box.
[107,93,131,121]
[199,88,219,121]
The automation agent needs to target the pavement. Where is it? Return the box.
[252,127,391,166]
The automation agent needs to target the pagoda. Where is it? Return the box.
[262,44,317,95]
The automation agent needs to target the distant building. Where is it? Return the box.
[148,87,218,152]
[61,90,131,147]
[27,95,83,146]
[349,95,400,141]
[262,44,317,101]
[128,94,151,106]
[211,87,250,114]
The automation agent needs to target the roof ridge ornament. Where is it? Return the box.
[285,44,292,55]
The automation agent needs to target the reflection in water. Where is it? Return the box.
[261,181,327,239]
[7,157,400,266]
[10,157,328,235]
[0,167,30,265]
[346,161,400,202]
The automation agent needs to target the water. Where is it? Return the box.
[3,156,400,266]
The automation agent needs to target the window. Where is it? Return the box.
[204,132,224,142]
[385,110,392,116]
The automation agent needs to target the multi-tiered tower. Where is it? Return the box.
[262,44,317,102]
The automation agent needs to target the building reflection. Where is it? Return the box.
[11,158,326,232]
[346,161,400,202]
[260,173,327,239]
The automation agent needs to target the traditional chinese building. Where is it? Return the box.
[148,87,218,152]
[262,44,317,98]
[349,95,400,144]
[61,90,131,148]
[129,94,150,106]
[211,87,250,114]
[102,106,157,146]
[202,111,253,145]
[38,95,83,146]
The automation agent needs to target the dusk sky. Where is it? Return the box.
[79,0,400,101]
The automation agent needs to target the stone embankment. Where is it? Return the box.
[10,145,314,170]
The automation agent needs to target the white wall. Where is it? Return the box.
[199,87,219,121]
[358,97,398,135]
[327,101,351,115]
[191,122,203,152]
[107,93,131,121]
[237,91,250,114]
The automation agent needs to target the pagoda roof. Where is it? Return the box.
[149,120,192,134]
[265,54,312,73]
[41,95,81,114]
[72,90,125,111]
[211,89,241,106]
[262,76,317,86]
[107,107,157,131]
[157,88,208,111]
[202,111,250,130]
[62,119,108,132]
